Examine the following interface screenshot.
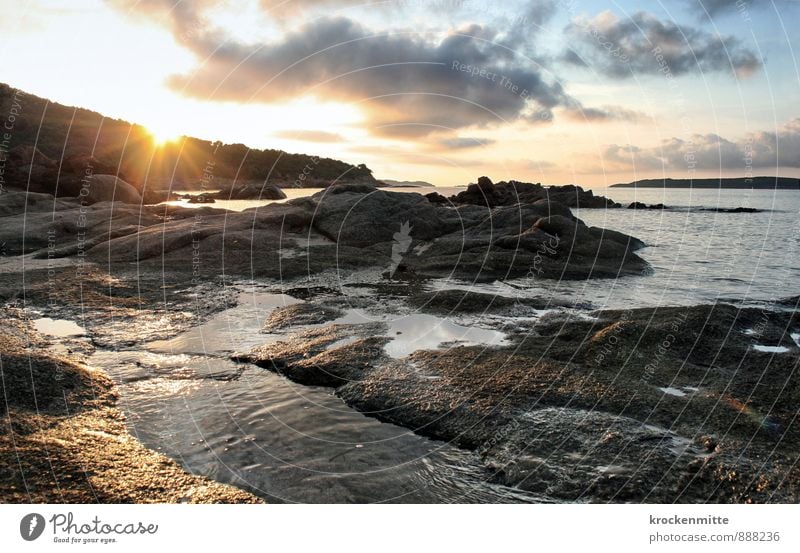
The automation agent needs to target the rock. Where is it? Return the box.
[0,191,75,217]
[476,175,493,188]
[187,194,216,204]
[79,174,142,204]
[451,178,620,208]
[1,146,56,190]
[262,303,344,332]
[408,289,519,313]
[58,186,647,283]
[0,309,262,503]
[309,187,447,247]
[328,182,378,195]
[231,293,800,503]
[424,191,448,204]
[628,202,667,210]
[533,214,578,237]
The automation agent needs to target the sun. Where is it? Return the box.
[147,125,181,146]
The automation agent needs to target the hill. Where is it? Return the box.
[611,177,799,189]
[0,83,375,200]
[379,179,434,188]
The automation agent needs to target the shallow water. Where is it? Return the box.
[91,290,539,503]
[33,317,85,337]
[332,310,509,358]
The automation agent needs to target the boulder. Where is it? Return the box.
[450,177,620,208]
[309,188,448,247]
[213,182,287,200]
[424,191,448,204]
[79,175,142,204]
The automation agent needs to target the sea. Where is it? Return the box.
[162,185,800,308]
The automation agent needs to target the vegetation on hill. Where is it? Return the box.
[0,83,375,195]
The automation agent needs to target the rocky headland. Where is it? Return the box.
[1,175,797,504]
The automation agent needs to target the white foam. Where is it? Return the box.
[791,333,800,347]
[658,387,687,397]
[752,344,790,353]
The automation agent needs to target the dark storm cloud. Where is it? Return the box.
[563,11,762,78]
[601,119,800,171]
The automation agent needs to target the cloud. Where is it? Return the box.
[437,136,497,149]
[275,130,345,142]
[155,12,584,136]
[599,119,800,172]
[259,0,363,19]
[563,104,648,122]
[686,0,793,18]
[106,1,635,138]
[562,10,762,79]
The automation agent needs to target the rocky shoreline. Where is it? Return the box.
[1,179,798,503]
[0,307,261,503]
[235,288,800,503]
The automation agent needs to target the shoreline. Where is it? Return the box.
[1,182,798,503]
[0,306,262,504]
[3,263,798,503]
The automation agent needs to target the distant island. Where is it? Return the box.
[611,177,800,189]
[379,179,434,188]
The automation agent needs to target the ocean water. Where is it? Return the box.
[162,185,800,307]
[570,188,800,308]
[84,186,799,503]
[411,186,800,309]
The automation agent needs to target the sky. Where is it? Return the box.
[2,0,799,186]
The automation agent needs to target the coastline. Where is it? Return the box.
[0,305,262,504]
[1,183,798,503]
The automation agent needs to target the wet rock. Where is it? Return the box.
[263,303,344,331]
[187,194,216,204]
[408,289,520,313]
[0,309,262,503]
[238,297,800,503]
[237,322,389,387]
